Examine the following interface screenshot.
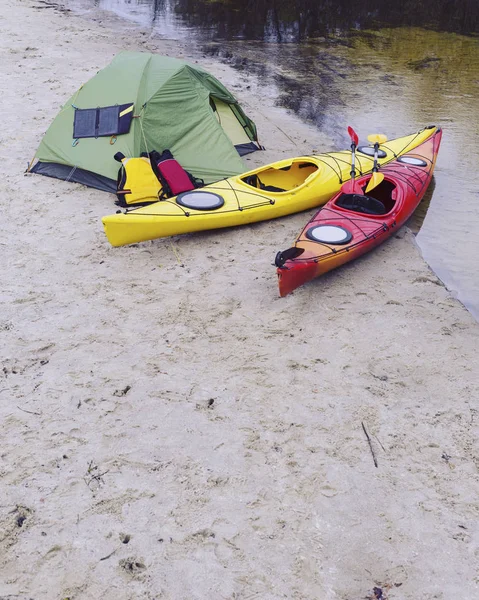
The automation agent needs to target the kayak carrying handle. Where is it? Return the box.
[275,246,305,267]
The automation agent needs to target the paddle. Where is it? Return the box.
[365,171,384,193]
[342,126,363,194]
[365,133,387,193]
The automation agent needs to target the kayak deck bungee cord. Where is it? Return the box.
[275,128,442,296]
[102,126,439,247]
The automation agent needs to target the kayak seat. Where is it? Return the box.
[243,174,286,193]
[261,184,286,193]
[336,193,387,215]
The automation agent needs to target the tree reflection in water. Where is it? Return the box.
[93,0,479,40]
[169,0,478,41]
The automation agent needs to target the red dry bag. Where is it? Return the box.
[149,150,203,199]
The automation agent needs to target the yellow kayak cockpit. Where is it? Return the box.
[240,160,320,193]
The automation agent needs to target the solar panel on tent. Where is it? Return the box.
[73,103,134,138]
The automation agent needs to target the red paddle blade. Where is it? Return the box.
[347,126,359,147]
[341,179,363,194]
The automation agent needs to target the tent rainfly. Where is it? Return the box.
[29,51,262,192]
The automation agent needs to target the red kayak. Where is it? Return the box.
[275,128,442,296]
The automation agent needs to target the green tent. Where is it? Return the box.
[30,51,261,192]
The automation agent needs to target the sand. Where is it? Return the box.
[1,1,478,599]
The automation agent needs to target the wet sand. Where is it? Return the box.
[1,1,478,599]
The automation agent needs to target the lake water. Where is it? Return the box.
[68,0,479,319]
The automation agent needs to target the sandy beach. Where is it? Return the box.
[1,1,478,598]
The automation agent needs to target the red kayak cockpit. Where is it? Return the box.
[334,178,398,216]
[335,193,388,215]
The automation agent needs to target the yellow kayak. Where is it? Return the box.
[102,125,439,247]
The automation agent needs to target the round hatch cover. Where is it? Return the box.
[397,156,428,166]
[176,191,225,210]
[358,146,387,158]
[306,225,352,245]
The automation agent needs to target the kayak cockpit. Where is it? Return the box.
[241,160,319,193]
[335,179,397,215]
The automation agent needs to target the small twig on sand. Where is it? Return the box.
[85,470,109,489]
[362,422,378,468]
[84,460,109,489]
[17,405,41,416]
[374,434,386,452]
[100,547,118,561]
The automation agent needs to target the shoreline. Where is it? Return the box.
[1,1,478,599]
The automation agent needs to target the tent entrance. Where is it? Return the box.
[211,98,260,156]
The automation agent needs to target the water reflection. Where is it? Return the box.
[92,0,479,39]
[175,0,479,40]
